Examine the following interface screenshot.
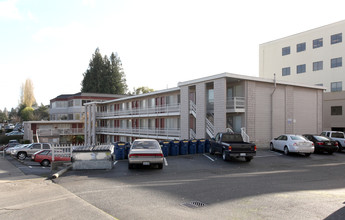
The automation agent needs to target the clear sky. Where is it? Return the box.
[1,0,345,111]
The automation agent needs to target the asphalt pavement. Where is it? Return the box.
[0,156,117,220]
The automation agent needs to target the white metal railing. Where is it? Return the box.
[206,117,215,138]
[96,104,180,118]
[226,97,245,111]
[52,144,74,159]
[96,126,180,137]
[36,128,84,136]
[241,127,250,142]
[189,101,196,118]
[190,128,196,139]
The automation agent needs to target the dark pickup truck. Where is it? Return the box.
[209,132,256,162]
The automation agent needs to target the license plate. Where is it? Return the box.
[143,162,150,165]
[240,153,246,156]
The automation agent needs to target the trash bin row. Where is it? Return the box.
[113,139,210,160]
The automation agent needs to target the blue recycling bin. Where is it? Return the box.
[160,141,170,157]
[197,139,206,154]
[124,142,131,159]
[205,139,210,153]
[169,140,180,156]
[114,142,125,160]
[189,139,197,154]
[179,140,189,155]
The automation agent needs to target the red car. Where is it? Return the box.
[31,150,71,167]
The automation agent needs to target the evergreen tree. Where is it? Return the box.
[81,48,128,94]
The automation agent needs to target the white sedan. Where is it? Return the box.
[128,139,164,169]
[270,134,314,156]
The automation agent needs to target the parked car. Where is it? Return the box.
[209,131,256,162]
[11,143,51,160]
[303,134,338,154]
[6,144,29,155]
[128,139,164,169]
[320,131,345,152]
[31,149,71,167]
[270,134,314,156]
[5,131,24,136]
[1,140,20,151]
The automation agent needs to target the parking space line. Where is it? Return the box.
[164,158,168,166]
[203,154,215,162]
[113,161,118,166]
[28,166,32,168]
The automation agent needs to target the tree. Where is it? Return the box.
[21,79,36,107]
[81,48,128,94]
[21,107,34,121]
[33,104,49,121]
[133,86,154,95]
[0,109,8,122]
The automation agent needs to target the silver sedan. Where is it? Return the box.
[270,134,314,156]
[128,139,164,169]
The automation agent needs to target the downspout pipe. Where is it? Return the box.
[271,74,277,140]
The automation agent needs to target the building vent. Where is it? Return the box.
[181,201,206,208]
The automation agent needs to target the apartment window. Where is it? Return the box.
[331,106,342,115]
[282,46,290,56]
[315,83,323,86]
[331,82,342,92]
[297,42,306,52]
[331,33,342,44]
[282,67,290,76]
[296,64,306,74]
[313,61,323,71]
[313,38,323,48]
[331,57,342,68]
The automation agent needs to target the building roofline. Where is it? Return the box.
[259,19,345,46]
[178,72,326,90]
[50,92,128,102]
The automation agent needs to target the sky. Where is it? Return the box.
[1,0,345,111]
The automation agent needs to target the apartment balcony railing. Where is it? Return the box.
[36,128,84,137]
[226,97,245,112]
[96,104,180,118]
[96,127,180,138]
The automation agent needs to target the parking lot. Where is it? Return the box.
[5,150,345,219]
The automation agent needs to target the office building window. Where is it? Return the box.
[296,64,306,74]
[331,106,342,115]
[313,38,323,48]
[331,82,342,92]
[282,46,290,56]
[331,57,342,68]
[282,67,291,76]
[313,61,323,71]
[297,42,306,52]
[331,33,342,44]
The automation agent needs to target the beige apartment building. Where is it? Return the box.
[84,73,323,147]
[259,20,345,132]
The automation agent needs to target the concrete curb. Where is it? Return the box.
[51,164,72,179]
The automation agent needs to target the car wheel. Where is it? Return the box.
[270,143,275,151]
[158,164,163,169]
[337,143,342,152]
[17,152,26,160]
[327,151,333,155]
[304,153,311,157]
[209,146,215,155]
[41,159,50,167]
[222,150,228,161]
[284,146,289,155]
[245,156,253,162]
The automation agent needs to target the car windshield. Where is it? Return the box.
[132,141,159,149]
[315,136,331,141]
[331,132,345,138]
[290,135,306,141]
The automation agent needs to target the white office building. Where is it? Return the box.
[259,20,345,131]
[259,20,345,92]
